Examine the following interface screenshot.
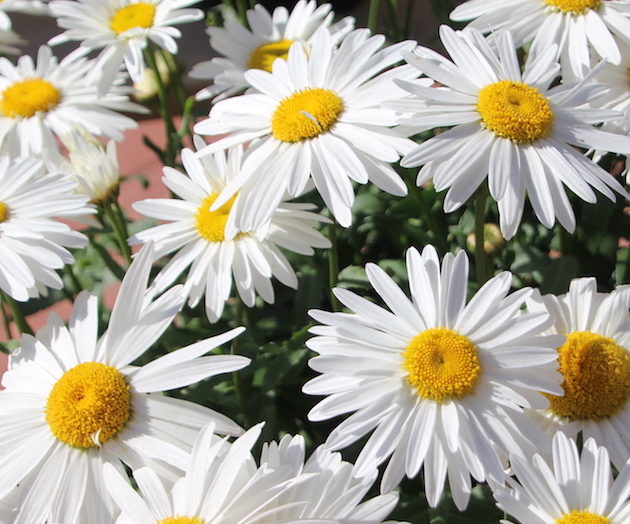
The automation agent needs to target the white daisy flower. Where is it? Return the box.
[525,278,630,471]
[450,0,630,82]
[0,0,48,31]
[61,132,121,205]
[0,244,250,524]
[130,143,331,323]
[0,45,145,159]
[0,156,92,302]
[493,431,630,524]
[103,423,297,524]
[260,434,401,523]
[591,40,630,181]
[304,245,564,510]
[49,0,203,95]
[398,26,630,240]
[194,29,419,229]
[104,422,402,524]
[190,0,354,101]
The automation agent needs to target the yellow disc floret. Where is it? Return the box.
[402,327,481,402]
[1,78,61,119]
[158,518,205,524]
[545,331,630,421]
[46,362,131,448]
[271,88,344,142]
[0,202,9,222]
[477,80,554,143]
[195,193,237,242]
[248,39,294,72]
[110,2,156,34]
[556,511,609,524]
[544,0,601,14]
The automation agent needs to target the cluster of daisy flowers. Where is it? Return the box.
[0,0,627,523]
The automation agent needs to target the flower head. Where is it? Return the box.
[190,0,354,101]
[399,26,630,239]
[130,143,330,322]
[104,422,402,524]
[195,29,419,228]
[0,46,145,159]
[450,0,630,82]
[0,244,250,523]
[526,278,630,470]
[49,0,203,94]
[304,245,563,510]
[0,156,92,301]
[494,431,630,524]
[62,132,121,205]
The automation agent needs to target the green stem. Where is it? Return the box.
[64,264,82,297]
[0,290,33,336]
[144,45,178,167]
[90,234,126,281]
[368,0,381,34]
[159,49,187,109]
[407,179,448,253]
[403,0,414,39]
[103,204,132,265]
[619,247,630,285]
[231,298,250,427]
[235,0,248,24]
[177,96,197,142]
[474,187,488,286]
[385,0,400,41]
[327,222,341,312]
[1,301,13,339]
[111,200,132,254]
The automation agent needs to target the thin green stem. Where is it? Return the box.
[1,301,13,339]
[158,49,187,109]
[111,200,133,258]
[144,45,178,166]
[0,290,33,336]
[474,187,488,286]
[327,222,341,312]
[103,204,132,265]
[235,0,248,24]
[64,264,82,297]
[90,234,126,281]
[368,0,380,34]
[385,0,400,41]
[407,179,448,253]
[231,297,250,427]
[403,0,414,39]
[177,96,197,143]
[619,247,630,285]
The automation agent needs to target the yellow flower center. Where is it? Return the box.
[195,193,237,242]
[248,39,294,72]
[158,518,205,524]
[556,511,609,524]
[402,328,481,402]
[477,80,554,143]
[1,78,61,119]
[0,202,9,222]
[545,331,629,421]
[46,362,131,448]
[544,0,601,14]
[271,88,344,142]
[110,2,156,35]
